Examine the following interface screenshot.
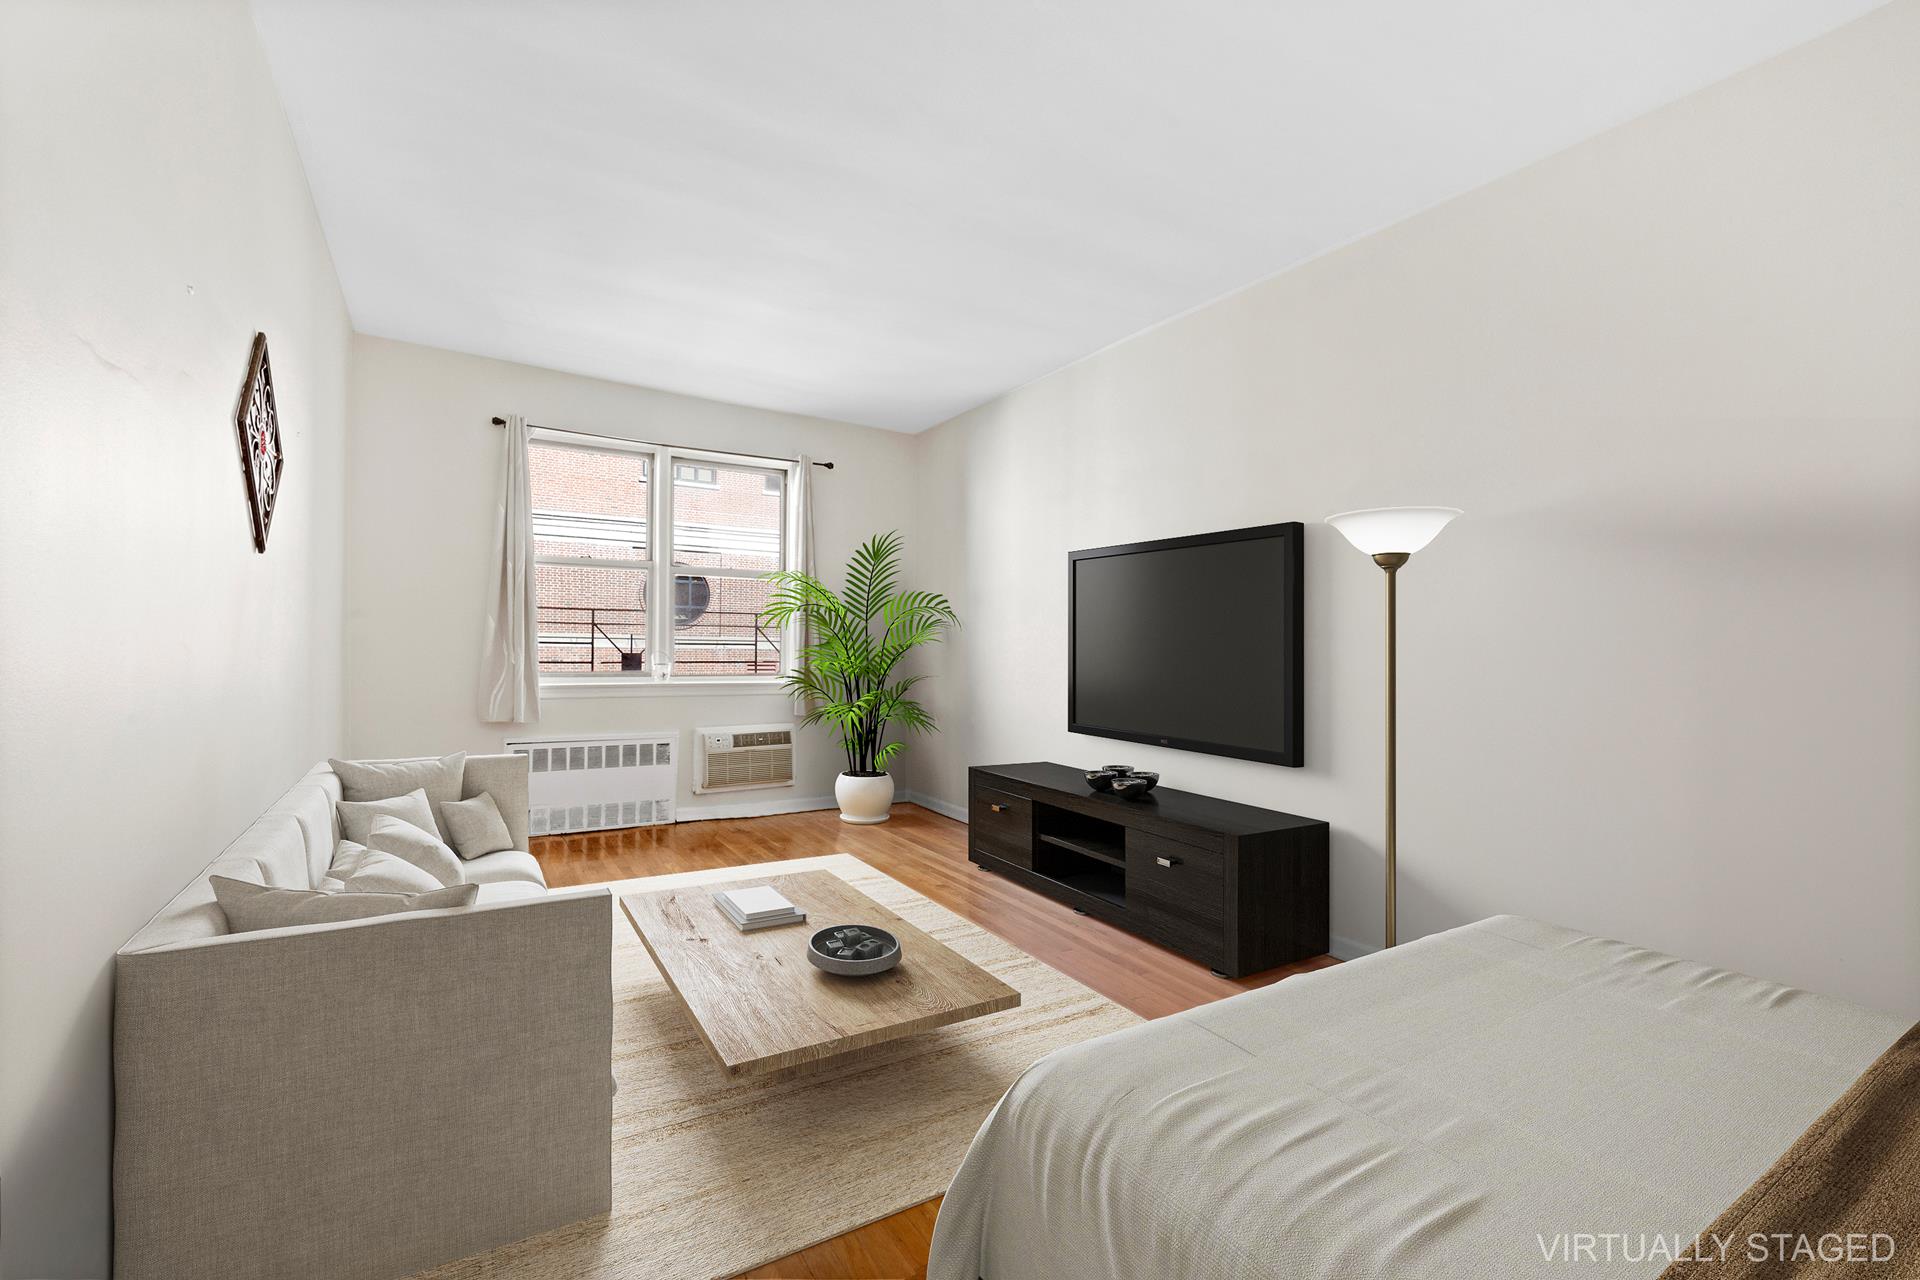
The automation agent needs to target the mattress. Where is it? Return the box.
[928,915,1905,1279]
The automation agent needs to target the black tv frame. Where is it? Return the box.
[1068,521,1304,767]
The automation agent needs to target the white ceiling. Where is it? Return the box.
[252,0,1882,431]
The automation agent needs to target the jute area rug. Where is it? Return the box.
[411,853,1142,1280]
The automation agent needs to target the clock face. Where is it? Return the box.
[234,334,284,552]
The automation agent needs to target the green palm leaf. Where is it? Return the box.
[758,531,957,775]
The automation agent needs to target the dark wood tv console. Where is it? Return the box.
[967,762,1329,977]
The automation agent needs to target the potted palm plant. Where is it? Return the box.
[761,531,958,824]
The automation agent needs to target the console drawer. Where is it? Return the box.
[970,785,1032,866]
[1130,830,1224,936]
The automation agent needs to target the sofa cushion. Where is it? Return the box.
[442,792,515,860]
[459,849,548,887]
[367,814,464,887]
[120,814,312,951]
[328,752,466,839]
[337,844,444,895]
[336,788,437,847]
[264,768,344,887]
[209,876,477,933]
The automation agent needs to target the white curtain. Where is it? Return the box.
[479,414,540,722]
[790,455,817,701]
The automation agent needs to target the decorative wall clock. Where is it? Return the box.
[233,332,284,553]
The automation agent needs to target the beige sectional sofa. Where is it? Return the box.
[112,755,613,1280]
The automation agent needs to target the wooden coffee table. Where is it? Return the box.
[620,869,1021,1077]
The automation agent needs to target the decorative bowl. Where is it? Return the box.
[1109,771,1160,800]
[807,924,902,976]
[1084,767,1126,792]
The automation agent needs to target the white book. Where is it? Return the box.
[716,885,797,921]
[713,892,805,932]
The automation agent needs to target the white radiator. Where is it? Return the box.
[505,732,677,834]
[694,723,796,793]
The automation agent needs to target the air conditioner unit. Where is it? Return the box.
[694,723,796,794]
[505,732,677,835]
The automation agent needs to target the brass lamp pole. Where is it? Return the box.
[1326,508,1460,949]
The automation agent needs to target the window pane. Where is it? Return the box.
[671,458,785,573]
[530,440,649,562]
[670,574,781,675]
[535,563,648,674]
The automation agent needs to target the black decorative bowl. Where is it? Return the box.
[807,924,902,976]
[1085,767,1128,792]
[1109,771,1160,800]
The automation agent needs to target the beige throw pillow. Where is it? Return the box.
[336,844,443,895]
[335,788,437,847]
[327,752,466,839]
[442,792,515,860]
[211,876,476,933]
[367,813,464,887]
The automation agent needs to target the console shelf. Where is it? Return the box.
[1035,830,1125,867]
[968,762,1329,977]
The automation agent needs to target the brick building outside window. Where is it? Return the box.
[528,434,791,679]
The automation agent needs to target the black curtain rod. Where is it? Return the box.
[489,416,833,468]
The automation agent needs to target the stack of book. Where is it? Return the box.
[712,885,806,932]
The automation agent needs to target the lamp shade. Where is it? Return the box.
[1324,506,1461,556]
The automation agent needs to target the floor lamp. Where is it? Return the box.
[1325,506,1461,949]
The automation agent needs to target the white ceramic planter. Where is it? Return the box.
[835,771,895,824]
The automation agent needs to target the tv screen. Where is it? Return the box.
[1070,523,1303,766]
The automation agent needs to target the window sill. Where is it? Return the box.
[539,677,790,700]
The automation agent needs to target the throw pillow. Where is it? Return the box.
[318,838,370,891]
[211,876,476,933]
[337,845,443,895]
[327,752,466,839]
[442,792,516,860]
[335,788,437,847]
[367,813,464,887]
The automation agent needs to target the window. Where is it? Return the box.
[529,433,792,681]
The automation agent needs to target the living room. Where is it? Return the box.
[4,2,1918,1278]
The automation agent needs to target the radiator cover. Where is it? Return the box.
[505,732,677,834]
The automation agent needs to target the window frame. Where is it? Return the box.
[530,429,797,690]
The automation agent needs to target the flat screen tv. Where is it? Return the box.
[1070,522,1303,767]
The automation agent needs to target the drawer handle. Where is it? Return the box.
[989,803,1009,813]
[1155,855,1181,868]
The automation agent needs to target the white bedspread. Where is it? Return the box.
[929,915,1903,1279]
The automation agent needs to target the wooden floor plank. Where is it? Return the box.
[533,802,1335,1278]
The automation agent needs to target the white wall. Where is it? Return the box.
[908,2,1920,1014]
[0,2,351,1275]
[344,337,922,812]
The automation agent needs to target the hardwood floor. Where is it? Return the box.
[534,802,1337,1280]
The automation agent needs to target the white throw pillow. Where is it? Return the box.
[211,876,476,933]
[441,792,516,860]
[335,788,438,847]
[367,813,464,887]
[336,844,443,895]
[318,838,370,891]
[328,752,466,839]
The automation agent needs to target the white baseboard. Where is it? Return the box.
[902,790,968,822]
[676,793,837,823]
[1328,932,1380,961]
[677,790,971,824]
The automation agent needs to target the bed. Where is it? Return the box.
[928,915,1907,1279]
